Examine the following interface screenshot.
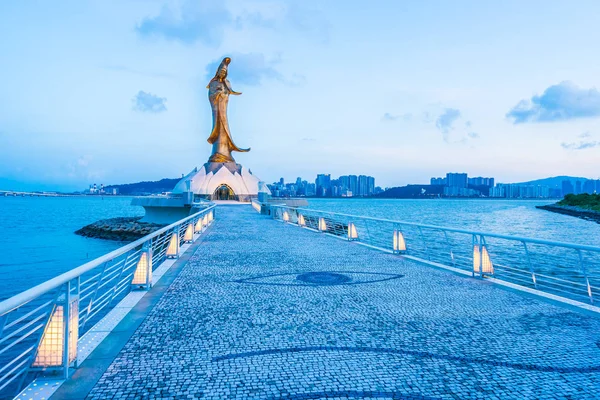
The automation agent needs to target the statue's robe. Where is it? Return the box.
[207,79,249,163]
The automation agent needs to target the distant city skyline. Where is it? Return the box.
[2,1,600,191]
[268,173,380,198]
[265,171,600,199]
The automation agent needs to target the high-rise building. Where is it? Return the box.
[315,174,331,197]
[339,176,350,191]
[446,173,468,188]
[468,177,495,187]
[349,175,358,196]
[367,176,375,196]
[357,175,369,196]
[575,181,582,195]
[562,180,574,196]
[490,183,552,198]
[583,179,596,194]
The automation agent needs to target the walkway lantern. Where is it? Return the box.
[166,231,180,259]
[202,214,209,228]
[348,223,358,241]
[318,217,327,232]
[298,214,306,227]
[184,223,194,243]
[208,210,214,224]
[473,236,494,276]
[393,229,406,254]
[194,217,203,233]
[283,211,290,222]
[132,243,152,289]
[33,293,78,374]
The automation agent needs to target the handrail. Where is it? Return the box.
[0,204,215,316]
[285,206,600,252]
[0,203,217,398]
[268,204,599,305]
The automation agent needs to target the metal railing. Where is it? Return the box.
[0,205,216,399]
[270,205,599,305]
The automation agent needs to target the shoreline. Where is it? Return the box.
[535,204,600,224]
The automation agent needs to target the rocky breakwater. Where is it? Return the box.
[536,204,600,224]
[75,217,166,241]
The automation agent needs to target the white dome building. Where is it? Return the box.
[172,162,270,202]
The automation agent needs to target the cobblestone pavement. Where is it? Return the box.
[87,206,600,399]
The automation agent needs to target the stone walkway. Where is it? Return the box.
[86,206,600,399]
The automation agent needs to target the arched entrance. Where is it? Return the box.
[213,184,236,200]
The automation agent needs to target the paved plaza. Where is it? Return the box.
[84,206,600,399]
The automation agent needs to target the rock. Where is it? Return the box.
[75,217,167,242]
[536,204,600,224]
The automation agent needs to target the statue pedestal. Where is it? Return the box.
[171,162,270,202]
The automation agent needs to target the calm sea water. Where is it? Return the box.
[0,196,143,299]
[2,196,600,300]
[307,198,600,245]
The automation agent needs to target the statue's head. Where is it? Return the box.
[207,57,232,87]
[216,57,231,80]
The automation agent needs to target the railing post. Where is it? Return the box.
[62,282,71,379]
[74,276,81,368]
[472,235,479,277]
[145,242,153,287]
[522,242,537,288]
[417,226,431,261]
[577,249,593,303]
[479,236,484,278]
[443,231,456,267]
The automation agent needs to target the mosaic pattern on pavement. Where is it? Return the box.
[87,206,600,399]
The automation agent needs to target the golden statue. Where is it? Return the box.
[206,57,250,163]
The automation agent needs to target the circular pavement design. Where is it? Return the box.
[296,272,352,285]
[233,271,404,286]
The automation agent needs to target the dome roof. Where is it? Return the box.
[171,163,270,196]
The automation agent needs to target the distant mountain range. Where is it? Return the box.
[105,178,179,195]
[513,176,591,188]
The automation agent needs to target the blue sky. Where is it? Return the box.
[1,0,600,192]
